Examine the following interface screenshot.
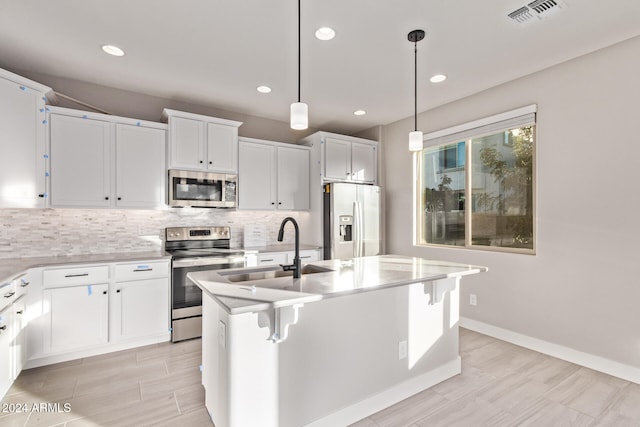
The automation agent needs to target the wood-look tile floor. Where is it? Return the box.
[2,328,639,427]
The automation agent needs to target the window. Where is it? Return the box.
[416,106,536,254]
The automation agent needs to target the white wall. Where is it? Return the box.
[380,35,640,371]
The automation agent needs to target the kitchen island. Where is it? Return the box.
[188,255,487,427]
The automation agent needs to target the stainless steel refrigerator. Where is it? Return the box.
[323,182,381,259]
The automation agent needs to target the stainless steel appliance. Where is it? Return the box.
[168,170,237,208]
[166,226,245,342]
[323,183,381,259]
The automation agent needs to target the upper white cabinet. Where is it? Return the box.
[299,132,378,185]
[48,107,167,209]
[163,109,242,173]
[115,124,166,208]
[0,68,55,208]
[238,137,310,211]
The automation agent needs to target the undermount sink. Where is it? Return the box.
[221,264,333,283]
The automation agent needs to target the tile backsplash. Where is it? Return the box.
[0,208,310,259]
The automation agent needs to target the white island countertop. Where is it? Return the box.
[188,255,487,315]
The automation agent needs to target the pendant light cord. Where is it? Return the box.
[297,0,301,103]
[414,40,418,132]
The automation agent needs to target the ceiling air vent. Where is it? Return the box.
[508,0,567,26]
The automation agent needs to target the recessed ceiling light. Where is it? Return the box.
[430,74,447,83]
[101,45,125,57]
[257,85,272,93]
[315,27,336,41]
[354,110,366,116]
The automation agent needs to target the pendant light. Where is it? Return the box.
[290,0,308,130]
[408,29,425,151]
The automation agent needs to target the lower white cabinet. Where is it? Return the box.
[33,259,170,365]
[257,249,321,267]
[12,296,27,379]
[0,305,13,398]
[43,283,109,354]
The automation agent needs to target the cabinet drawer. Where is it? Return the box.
[115,261,169,282]
[44,266,109,288]
[257,252,287,266]
[293,250,320,264]
[0,281,15,312]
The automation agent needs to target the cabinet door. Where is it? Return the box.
[115,124,166,208]
[0,306,13,398]
[324,138,351,181]
[207,123,238,173]
[169,116,205,169]
[43,284,109,354]
[111,278,169,342]
[350,142,377,183]
[238,141,276,210]
[0,77,46,208]
[49,114,111,207]
[277,146,309,210]
[12,297,26,379]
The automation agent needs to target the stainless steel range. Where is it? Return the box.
[166,226,245,342]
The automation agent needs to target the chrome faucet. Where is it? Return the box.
[277,217,301,278]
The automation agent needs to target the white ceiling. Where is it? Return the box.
[1,0,639,135]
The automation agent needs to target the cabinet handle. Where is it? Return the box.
[133,268,153,272]
[209,161,212,165]
[117,197,122,201]
[116,289,121,293]
[300,256,311,259]
[65,273,89,278]
[38,194,45,198]
[271,202,275,205]
[260,259,274,262]
[16,310,23,315]
[20,280,30,287]
[105,196,109,200]
[278,202,282,205]
[0,325,6,331]
[199,160,203,164]
[103,291,108,295]
[4,291,15,298]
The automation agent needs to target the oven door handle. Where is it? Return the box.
[172,257,245,268]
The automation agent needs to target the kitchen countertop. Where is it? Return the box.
[189,255,488,315]
[0,251,171,283]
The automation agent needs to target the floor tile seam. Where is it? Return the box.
[173,391,182,415]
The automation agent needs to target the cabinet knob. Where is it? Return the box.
[271,202,275,205]
[105,196,109,200]
[102,291,107,295]
[0,325,6,331]
[116,289,121,293]
[38,194,45,198]
[209,161,212,165]
[117,197,122,201]
[16,310,23,315]
[199,160,203,164]
[278,202,282,205]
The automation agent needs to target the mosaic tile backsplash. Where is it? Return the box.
[0,208,310,259]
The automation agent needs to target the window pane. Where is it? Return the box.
[421,142,465,246]
[470,126,534,249]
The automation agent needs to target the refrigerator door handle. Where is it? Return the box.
[354,200,363,258]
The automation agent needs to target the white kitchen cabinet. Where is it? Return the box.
[324,137,377,184]
[163,109,242,173]
[0,305,13,398]
[256,252,288,267]
[111,261,169,342]
[287,249,321,264]
[238,137,310,210]
[49,113,112,207]
[12,296,27,379]
[48,107,167,209]
[115,123,166,208]
[43,283,109,354]
[0,68,54,208]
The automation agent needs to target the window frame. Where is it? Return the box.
[414,106,537,255]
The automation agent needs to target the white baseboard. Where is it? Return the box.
[460,317,640,385]
[307,357,461,427]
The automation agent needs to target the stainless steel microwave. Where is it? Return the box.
[168,170,237,208]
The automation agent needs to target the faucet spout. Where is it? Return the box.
[277,217,301,279]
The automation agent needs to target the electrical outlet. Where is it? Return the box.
[218,321,227,348]
[398,340,407,360]
[469,294,477,306]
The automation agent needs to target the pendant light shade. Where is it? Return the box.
[290,0,308,130]
[290,102,308,130]
[408,29,425,152]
